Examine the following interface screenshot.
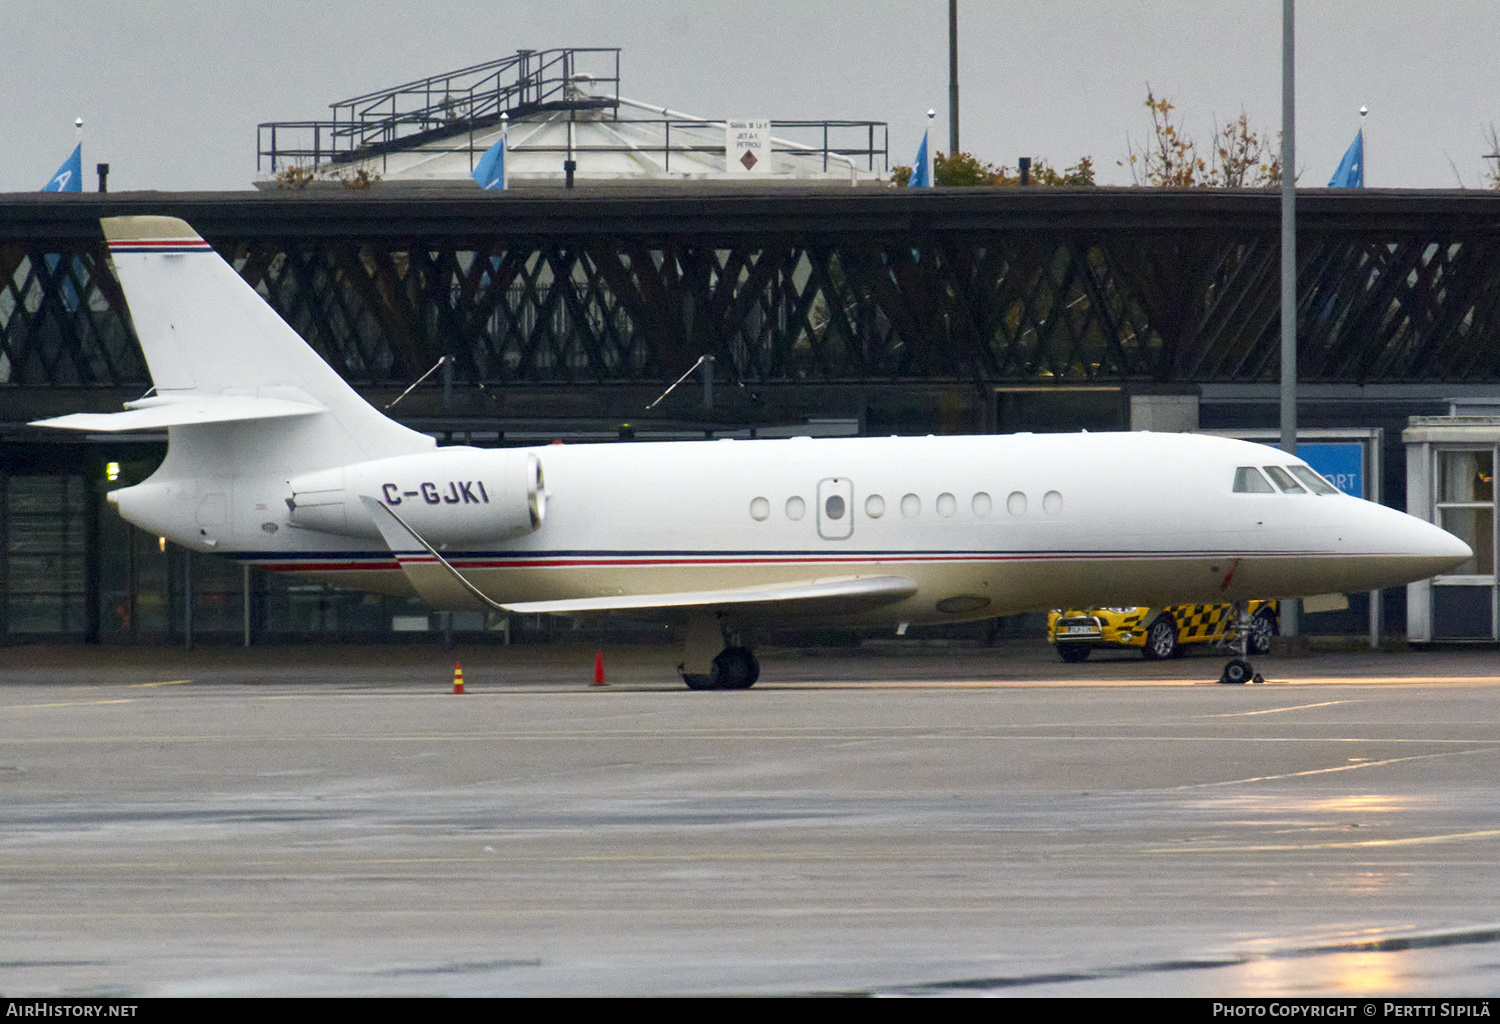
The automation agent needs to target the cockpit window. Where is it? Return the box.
[1263,466,1307,493]
[1233,467,1276,493]
[1288,465,1340,495]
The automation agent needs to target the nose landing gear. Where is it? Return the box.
[1218,603,1266,685]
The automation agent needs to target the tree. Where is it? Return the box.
[1120,87,1282,188]
[891,151,1095,187]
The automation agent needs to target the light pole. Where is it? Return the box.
[948,0,959,156]
[1280,0,1299,638]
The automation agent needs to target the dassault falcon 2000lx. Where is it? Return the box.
[35,216,1471,687]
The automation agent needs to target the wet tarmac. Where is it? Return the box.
[2,640,1499,996]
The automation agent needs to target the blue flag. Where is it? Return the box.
[42,143,83,193]
[907,131,930,187]
[1328,129,1363,188]
[472,135,506,190]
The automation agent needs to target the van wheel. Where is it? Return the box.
[1142,615,1178,660]
[1248,608,1278,656]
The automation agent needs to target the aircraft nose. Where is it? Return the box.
[1406,515,1473,575]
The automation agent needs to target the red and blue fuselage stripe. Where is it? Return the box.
[232,549,1343,572]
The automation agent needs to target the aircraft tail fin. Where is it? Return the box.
[101,216,429,462]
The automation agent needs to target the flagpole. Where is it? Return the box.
[926,108,936,185]
[1359,105,1368,186]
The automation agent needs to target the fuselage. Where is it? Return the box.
[112,430,1471,626]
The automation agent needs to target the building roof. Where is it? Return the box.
[255,49,889,189]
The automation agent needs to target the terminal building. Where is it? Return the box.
[4,54,1500,647]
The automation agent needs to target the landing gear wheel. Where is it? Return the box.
[1141,615,1178,661]
[1247,608,1278,656]
[711,646,760,690]
[1056,643,1091,664]
[682,672,716,691]
[1220,658,1254,685]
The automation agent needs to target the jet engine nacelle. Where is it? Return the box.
[287,448,546,544]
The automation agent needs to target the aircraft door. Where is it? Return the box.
[817,478,854,540]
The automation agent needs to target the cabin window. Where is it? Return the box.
[825,494,846,520]
[972,492,993,516]
[865,494,886,518]
[1007,491,1027,516]
[1233,467,1275,493]
[1288,466,1339,495]
[901,493,921,518]
[785,496,806,520]
[749,497,770,520]
[1043,490,1064,515]
[936,492,957,517]
[1263,466,1306,493]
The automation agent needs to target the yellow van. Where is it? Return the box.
[1047,601,1279,663]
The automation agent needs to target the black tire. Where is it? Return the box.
[1247,608,1278,656]
[711,646,760,690]
[682,672,716,691]
[1056,642,1091,664]
[1220,658,1254,685]
[1141,615,1178,661]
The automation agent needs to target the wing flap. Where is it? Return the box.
[30,395,324,432]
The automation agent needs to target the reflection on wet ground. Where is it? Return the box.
[2,645,1499,995]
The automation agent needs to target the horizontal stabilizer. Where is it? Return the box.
[30,395,324,432]
[499,576,919,618]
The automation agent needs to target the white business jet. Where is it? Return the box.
[33,216,1471,687]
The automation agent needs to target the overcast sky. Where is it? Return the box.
[4,1,1497,192]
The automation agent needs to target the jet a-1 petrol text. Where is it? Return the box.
[381,480,492,506]
[287,448,546,545]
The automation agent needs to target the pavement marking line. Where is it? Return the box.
[741,677,1500,690]
[1145,827,1500,854]
[0,911,1152,923]
[5,699,137,710]
[6,731,1500,746]
[0,851,971,872]
[125,679,190,688]
[1167,746,1498,790]
[1196,700,1355,718]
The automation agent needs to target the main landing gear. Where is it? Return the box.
[679,616,760,690]
[682,646,760,691]
[1218,602,1266,685]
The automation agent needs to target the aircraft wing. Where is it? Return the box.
[499,576,919,617]
[358,495,917,619]
[30,395,324,432]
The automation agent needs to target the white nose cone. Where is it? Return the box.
[1373,502,1473,580]
[1419,518,1475,568]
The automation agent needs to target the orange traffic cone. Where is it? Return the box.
[592,649,606,687]
[452,660,465,694]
